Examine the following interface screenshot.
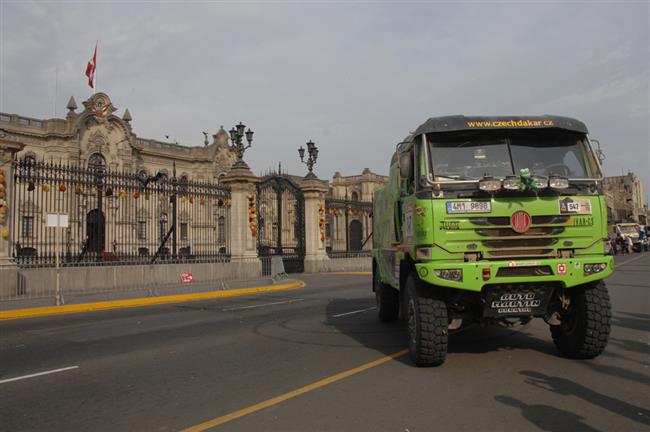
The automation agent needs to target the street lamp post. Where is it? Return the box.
[228,122,254,169]
[298,140,319,178]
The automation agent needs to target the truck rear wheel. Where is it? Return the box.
[551,281,611,359]
[405,273,448,366]
[374,267,399,322]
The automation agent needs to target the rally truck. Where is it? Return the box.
[615,223,642,252]
[372,115,613,366]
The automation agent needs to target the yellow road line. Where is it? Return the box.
[180,348,409,432]
[0,281,305,321]
[330,271,372,275]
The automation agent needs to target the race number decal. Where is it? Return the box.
[559,197,592,215]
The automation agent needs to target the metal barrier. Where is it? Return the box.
[12,158,231,268]
[3,256,270,302]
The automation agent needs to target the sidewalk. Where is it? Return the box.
[0,277,304,320]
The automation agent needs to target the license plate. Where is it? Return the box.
[483,286,552,317]
[446,201,491,214]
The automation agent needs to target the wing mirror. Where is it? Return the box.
[399,152,413,179]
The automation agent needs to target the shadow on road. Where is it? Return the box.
[520,370,650,426]
[583,361,650,387]
[608,336,650,356]
[611,311,650,332]
[325,297,560,364]
[447,324,556,356]
[324,297,408,362]
[495,395,601,432]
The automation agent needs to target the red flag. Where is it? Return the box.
[85,43,97,89]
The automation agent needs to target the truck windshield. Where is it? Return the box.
[618,226,638,234]
[427,131,600,181]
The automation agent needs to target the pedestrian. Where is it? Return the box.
[609,231,618,255]
[618,234,626,255]
[625,236,633,254]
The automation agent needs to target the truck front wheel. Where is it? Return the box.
[374,268,399,322]
[551,281,611,359]
[405,273,448,366]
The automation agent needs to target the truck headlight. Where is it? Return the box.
[503,176,520,190]
[435,269,463,281]
[584,263,607,275]
[479,178,502,192]
[549,176,569,189]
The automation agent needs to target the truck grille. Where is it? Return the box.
[468,215,570,259]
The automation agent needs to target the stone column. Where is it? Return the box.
[221,167,262,278]
[0,139,25,298]
[302,177,330,273]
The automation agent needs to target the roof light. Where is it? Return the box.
[549,176,569,189]
[479,178,502,192]
[503,176,520,190]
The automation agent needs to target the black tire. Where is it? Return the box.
[551,281,611,359]
[374,265,399,322]
[405,273,448,366]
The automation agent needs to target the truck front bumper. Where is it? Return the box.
[414,256,614,292]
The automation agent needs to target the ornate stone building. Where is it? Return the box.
[0,92,389,265]
[0,93,237,181]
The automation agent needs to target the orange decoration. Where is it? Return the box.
[59,183,67,192]
[251,228,257,236]
[133,191,140,199]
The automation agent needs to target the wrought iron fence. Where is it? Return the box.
[12,158,231,268]
[324,197,373,257]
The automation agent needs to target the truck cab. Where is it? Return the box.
[372,115,613,366]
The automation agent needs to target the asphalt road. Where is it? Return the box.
[1,254,648,432]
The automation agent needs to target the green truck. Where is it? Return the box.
[372,115,613,366]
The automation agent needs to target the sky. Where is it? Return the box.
[1,1,648,200]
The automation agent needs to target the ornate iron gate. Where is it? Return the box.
[256,175,305,273]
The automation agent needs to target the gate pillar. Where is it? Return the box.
[0,139,25,297]
[222,167,262,275]
[302,177,330,273]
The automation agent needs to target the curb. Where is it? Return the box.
[329,272,372,275]
[0,280,306,321]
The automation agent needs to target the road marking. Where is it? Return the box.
[180,349,409,432]
[332,306,376,318]
[222,298,305,311]
[0,281,305,321]
[617,254,648,267]
[0,366,79,384]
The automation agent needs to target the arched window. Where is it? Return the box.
[157,172,168,192]
[20,155,36,178]
[87,153,106,173]
[179,175,189,195]
[351,191,359,201]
